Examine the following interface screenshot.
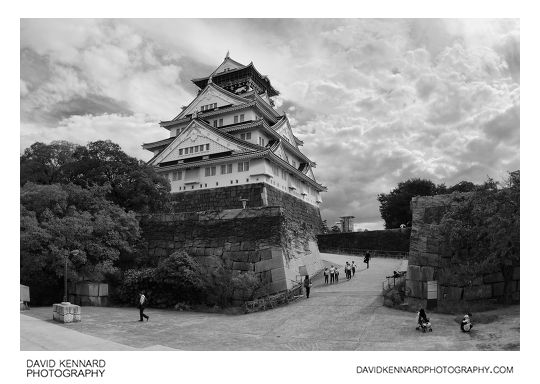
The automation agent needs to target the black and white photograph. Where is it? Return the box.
[8,1,534,382]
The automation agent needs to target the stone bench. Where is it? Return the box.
[52,302,81,323]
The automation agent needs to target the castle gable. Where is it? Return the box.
[274,117,300,150]
[175,84,247,120]
[213,56,246,75]
[150,120,256,166]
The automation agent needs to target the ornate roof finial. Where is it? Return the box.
[225,50,230,59]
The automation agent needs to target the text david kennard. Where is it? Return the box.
[27,359,106,378]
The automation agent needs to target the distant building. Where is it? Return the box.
[339,216,355,233]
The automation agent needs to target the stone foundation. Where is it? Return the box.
[139,204,323,297]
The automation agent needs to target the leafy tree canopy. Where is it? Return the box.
[20,140,171,213]
[378,178,438,229]
[21,182,141,295]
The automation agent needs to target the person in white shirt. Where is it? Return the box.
[329,266,335,284]
[138,291,149,322]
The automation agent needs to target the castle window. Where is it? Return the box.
[240,114,244,122]
[219,119,223,127]
[238,161,249,172]
[221,163,233,174]
[200,145,204,151]
[176,129,180,136]
[205,166,216,177]
[240,133,245,140]
[246,132,251,139]
[189,147,194,154]
[259,137,265,146]
[206,144,210,150]
[213,120,217,127]
[234,115,238,124]
[179,148,183,155]
[194,146,199,153]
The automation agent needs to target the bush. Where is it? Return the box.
[112,251,269,308]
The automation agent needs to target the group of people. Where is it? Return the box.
[321,252,372,285]
[416,307,474,333]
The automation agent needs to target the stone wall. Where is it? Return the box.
[139,204,323,298]
[317,228,411,254]
[406,194,520,312]
[171,184,266,212]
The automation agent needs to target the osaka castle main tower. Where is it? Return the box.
[143,53,326,212]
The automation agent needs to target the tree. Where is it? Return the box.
[20,182,141,304]
[20,141,80,186]
[20,140,171,213]
[439,171,519,303]
[447,181,477,193]
[377,178,438,229]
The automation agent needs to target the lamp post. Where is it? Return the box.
[240,198,248,209]
[64,250,80,303]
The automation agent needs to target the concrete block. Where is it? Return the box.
[271,247,283,259]
[20,285,30,302]
[87,283,99,297]
[271,268,286,282]
[98,284,108,297]
[247,251,260,263]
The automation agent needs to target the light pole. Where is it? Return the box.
[64,250,80,303]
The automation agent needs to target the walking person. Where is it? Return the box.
[351,261,356,277]
[345,262,350,280]
[364,251,371,269]
[323,267,329,284]
[304,276,312,299]
[138,291,149,322]
[329,265,335,284]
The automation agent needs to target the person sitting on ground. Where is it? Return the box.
[323,267,329,284]
[461,313,473,332]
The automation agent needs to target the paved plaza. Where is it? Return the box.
[21,254,519,351]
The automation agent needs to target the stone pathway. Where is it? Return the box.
[21,254,519,351]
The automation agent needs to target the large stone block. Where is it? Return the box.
[512,266,520,280]
[232,261,252,271]
[271,268,286,282]
[420,266,435,281]
[463,285,491,300]
[492,282,504,297]
[406,280,425,298]
[483,272,504,284]
[270,279,288,293]
[52,303,81,323]
[439,285,462,301]
[407,265,422,281]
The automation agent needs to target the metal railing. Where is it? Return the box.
[382,271,407,293]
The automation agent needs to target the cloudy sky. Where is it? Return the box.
[20,19,520,229]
